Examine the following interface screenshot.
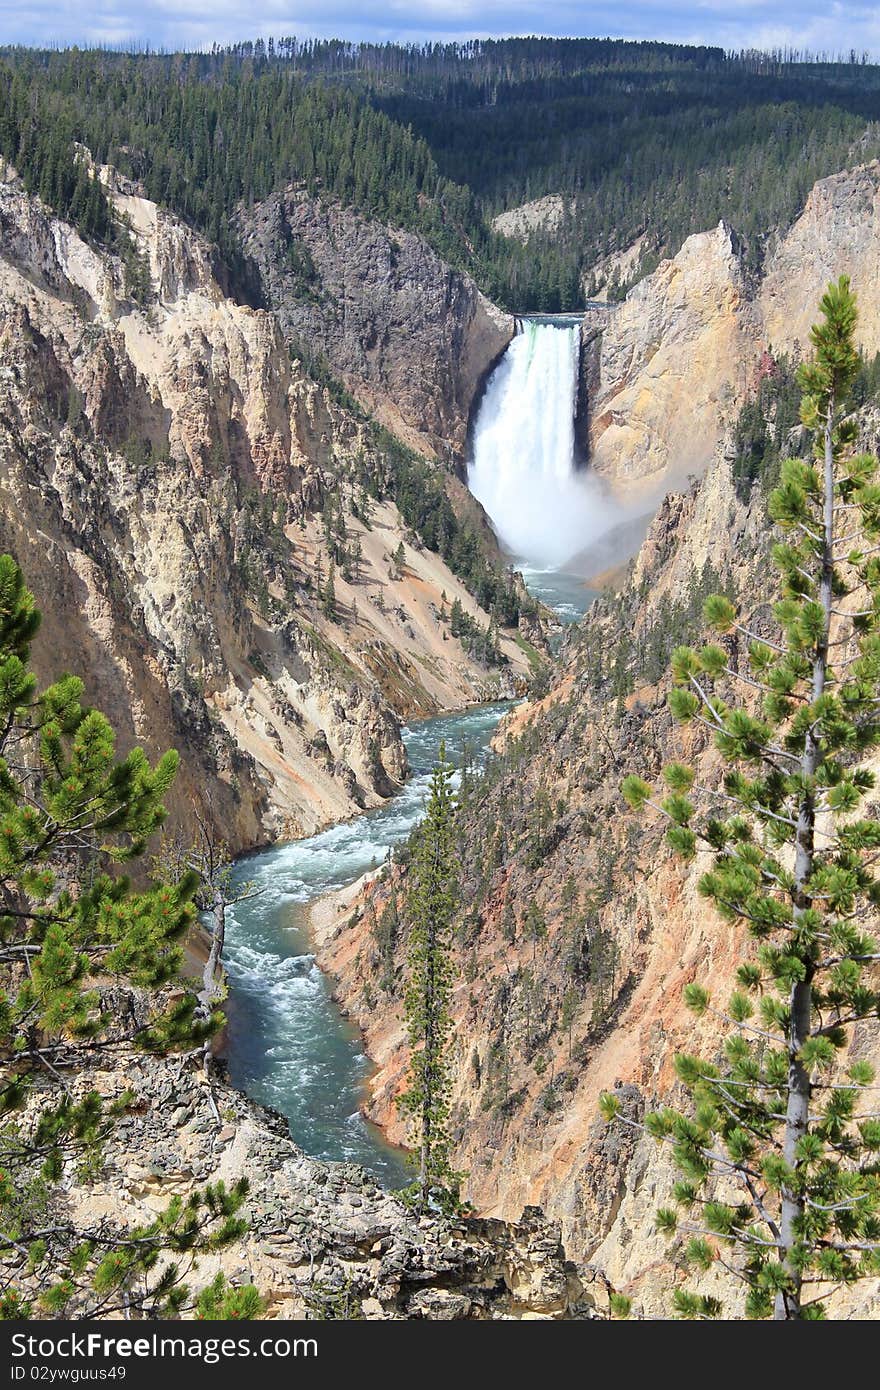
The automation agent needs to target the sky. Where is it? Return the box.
[2,0,880,58]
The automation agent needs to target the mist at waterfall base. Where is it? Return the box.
[468,318,620,574]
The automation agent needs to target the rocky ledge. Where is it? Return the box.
[49,1043,591,1320]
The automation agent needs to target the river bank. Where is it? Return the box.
[220,557,600,1187]
[222,702,513,1186]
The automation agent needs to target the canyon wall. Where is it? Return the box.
[586,161,880,503]
[588,223,755,499]
[313,436,880,1318]
[759,161,880,351]
[237,187,514,462]
[0,167,529,853]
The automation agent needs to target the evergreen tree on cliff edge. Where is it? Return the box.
[604,278,880,1319]
[0,557,258,1318]
[399,742,460,1212]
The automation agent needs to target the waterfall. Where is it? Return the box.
[468,318,609,570]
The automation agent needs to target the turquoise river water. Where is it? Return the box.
[224,571,594,1186]
[224,703,513,1187]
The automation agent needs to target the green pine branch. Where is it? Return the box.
[605,277,880,1320]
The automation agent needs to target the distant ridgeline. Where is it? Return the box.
[4,38,880,310]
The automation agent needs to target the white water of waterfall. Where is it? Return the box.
[468,318,615,570]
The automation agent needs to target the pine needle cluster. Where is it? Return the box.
[0,556,255,1318]
[603,279,880,1319]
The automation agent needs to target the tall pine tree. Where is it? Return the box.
[604,278,880,1319]
[0,556,256,1319]
[398,742,459,1210]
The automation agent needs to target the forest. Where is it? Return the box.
[4,39,880,311]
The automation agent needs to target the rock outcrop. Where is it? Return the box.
[759,160,880,352]
[237,187,514,461]
[32,1037,588,1320]
[492,195,572,241]
[0,167,529,852]
[587,222,755,499]
[585,162,880,501]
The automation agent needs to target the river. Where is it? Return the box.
[223,702,513,1188]
[222,552,597,1187]
[517,564,598,625]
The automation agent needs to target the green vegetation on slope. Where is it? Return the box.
[363,39,880,289]
[0,46,565,310]
[0,554,256,1319]
[288,343,536,634]
[7,39,880,311]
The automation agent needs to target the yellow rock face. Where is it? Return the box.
[760,161,880,353]
[588,162,880,506]
[589,223,756,501]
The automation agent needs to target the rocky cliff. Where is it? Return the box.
[587,223,755,500]
[0,165,530,852]
[311,437,880,1318]
[237,187,514,462]
[492,195,573,241]
[759,160,880,352]
[28,1031,587,1320]
[586,161,880,502]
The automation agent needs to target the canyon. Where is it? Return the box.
[7,140,880,1318]
[313,441,880,1318]
[0,160,531,855]
[302,160,880,1317]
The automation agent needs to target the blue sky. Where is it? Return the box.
[2,1,880,57]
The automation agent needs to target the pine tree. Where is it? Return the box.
[457,736,474,809]
[120,226,152,305]
[0,555,255,1319]
[502,899,517,944]
[525,900,547,965]
[398,742,459,1210]
[322,559,336,620]
[561,984,579,1060]
[603,279,880,1319]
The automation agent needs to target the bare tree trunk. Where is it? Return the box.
[774,401,834,1318]
[203,886,226,1005]
[199,887,227,1124]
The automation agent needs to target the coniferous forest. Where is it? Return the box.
[7,19,880,1334]
[5,38,880,310]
